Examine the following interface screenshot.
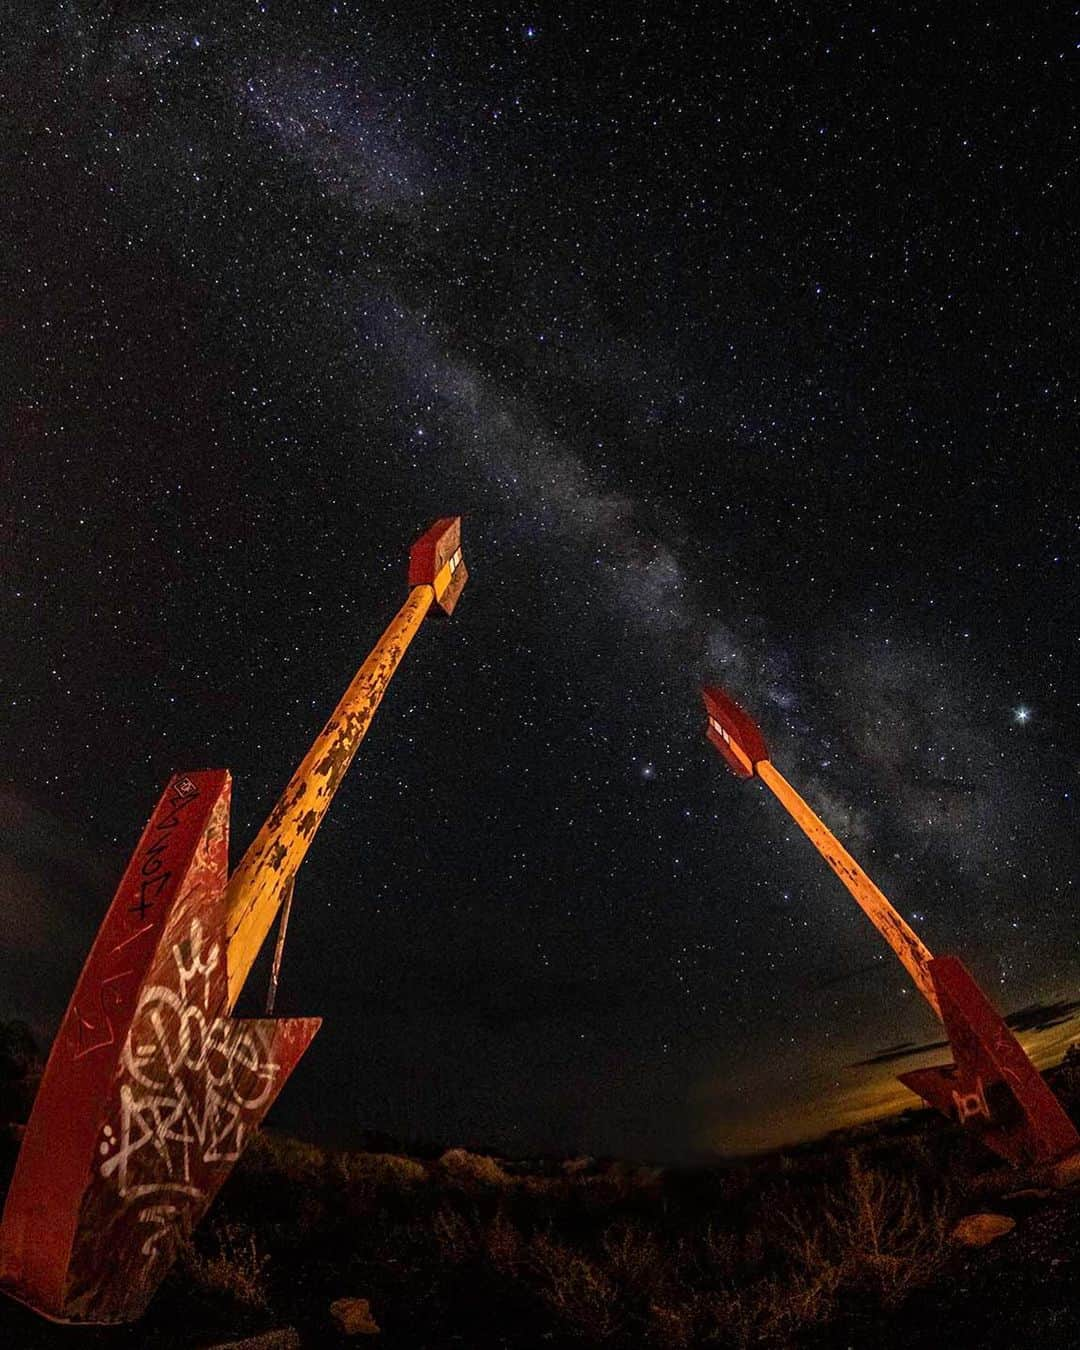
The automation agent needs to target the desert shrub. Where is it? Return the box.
[338,1150,428,1188]
[528,1233,624,1341]
[430,1203,480,1264]
[647,1297,699,1349]
[601,1220,664,1294]
[242,1128,326,1184]
[695,1223,741,1283]
[152,1125,978,1350]
[567,1171,632,1218]
[785,1154,950,1310]
[0,1020,39,1082]
[1054,1041,1080,1106]
[484,1207,525,1273]
[521,1173,561,1202]
[643,1240,838,1349]
[646,1279,827,1350]
[642,1159,950,1347]
[0,1019,43,1134]
[224,1129,333,1239]
[606,1159,666,1194]
[182,1220,270,1310]
[438,1147,512,1188]
[427,1199,525,1276]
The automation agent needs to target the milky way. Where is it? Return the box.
[2,4,1077,1159]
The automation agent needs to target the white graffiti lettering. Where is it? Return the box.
[98,917,280,1259]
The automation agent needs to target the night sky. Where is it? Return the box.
[3,4,1078,1162]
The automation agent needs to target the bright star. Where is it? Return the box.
[1013,705,1031,725]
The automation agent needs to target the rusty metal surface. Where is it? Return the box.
[0,771,319,1324]
[700,684,938,1015]
[408,516,467,615]
[0,771,226,1314]
[701,685,769,777]
[1,519,471,1323]
[227,518,469,1007]
[755,759,942,1019]
[223,582,435,1007]
[899,956,1079,1167]
[66,1011,316,1323]
[701,684,1075,1169]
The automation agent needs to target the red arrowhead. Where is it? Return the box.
[899,956,1078,1166]
[0,772,319,1323]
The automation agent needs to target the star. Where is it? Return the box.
[3,0,1075,1171]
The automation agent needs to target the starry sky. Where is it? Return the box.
[2,3,1078,1161]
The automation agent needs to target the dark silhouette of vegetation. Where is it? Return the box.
[0,1039,1078,1345]
[0,1019,42,1146]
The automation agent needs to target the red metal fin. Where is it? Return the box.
[898,956,1079,1166]
[0,772,319,1323]
[701,686,769,778]
[408,516,467,615]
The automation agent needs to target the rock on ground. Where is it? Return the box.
[330,1297,381,1336]
[952,1213,1016,1247]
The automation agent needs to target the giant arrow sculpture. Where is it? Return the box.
[224,516,466,1010]
[0,518,467,1323]
[702,684,1079,1169]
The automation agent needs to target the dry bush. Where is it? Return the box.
[647,1283,807,1350]
[649,1160,949,1347]
[571,1172,632,1216]
[528,1233,624,1341]
[696,1223,741,1282]
[431,1204,480,1265]
[332,1150,429,1224]
[483,1208,524,1273]
[243,1128,326,1184]
[1054,1041,1080,1111]
[429,1201,524,1275]
[606,1159,666,1194]
[336,1149,428,1190]
[669,1265,846,1349]
[182,1220,270,1310]
[647,1298,698,1349]
[438,1147,511,1187]
[680,1221,764,1291]
[786,1154,950,1310]
[601,1220,664,1293]
[521,1174,561,1201]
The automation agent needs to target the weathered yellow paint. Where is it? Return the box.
[717,725,754,776]
[224,583,435,1009]
[756,758,941,1020]
[433,558,454,601]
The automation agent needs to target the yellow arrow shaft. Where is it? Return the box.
[756,759,941,1020]
[225,583,435,1008]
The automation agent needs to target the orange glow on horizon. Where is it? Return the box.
[695,1014,1080,1158]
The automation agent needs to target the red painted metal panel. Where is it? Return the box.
[701,686,769,778]
[408,516,467,615]
[0,772,225,1313]
[899,956,1079,1166]
[0,771,319,1323]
